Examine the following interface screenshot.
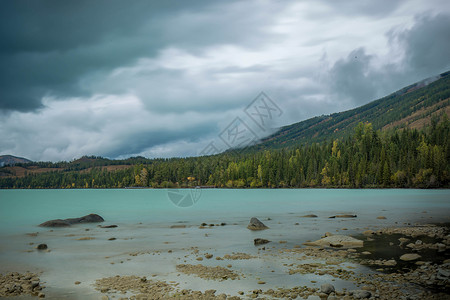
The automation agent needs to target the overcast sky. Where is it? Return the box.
[1,0,450,161]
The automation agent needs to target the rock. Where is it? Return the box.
[40,214,104,227]
[306,296,321,300]
[301,214,318,218]
[320,283,335,294]
[377,216,387,219]
[400,253,421,261]
[247,217,269,230]
[39,219,71,227]
[257,281,266,284]
[76,237,95,240]
[361,251,371,255]
[101,296,109,300]
[362,230,374,236]
[398,237,410,245]
[327,296,338,300]
[74,281,81,285]
[254,238,271,246]
[170,225,186,228]
[303,235,364,248]
[108,238,116,241]
[329,214,357,218]
[437,266,450,280]
[384,259,397,266]
[38,292,45,298]
[100,225,117,228]
[352,290,371,299]
[205,254,213,259]
[36,244,47,250]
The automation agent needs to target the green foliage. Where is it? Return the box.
[1,117,449,189]
[252,72,450,150]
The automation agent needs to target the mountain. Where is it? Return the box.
[253,71,450,150]
[0,155,32,167]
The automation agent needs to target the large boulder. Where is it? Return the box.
[303,235,364,248]
[247,217,269,230]
[39,214,104,227]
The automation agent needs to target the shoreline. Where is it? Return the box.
[2,220,449,299]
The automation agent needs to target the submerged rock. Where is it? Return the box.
[303,235,364,248]
[39,219,71,227]
[247,217,269,230]
[329,214,357,218]
[36,244,47,250]
[400,253,421,261]
[301,214,318,218]
[39,214,104,227]
[100,225,117,228]
[254,238,271,246]
[170,225,186,229]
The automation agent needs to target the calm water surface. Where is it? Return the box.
[0,189,449,299]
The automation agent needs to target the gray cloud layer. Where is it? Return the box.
[1,1,449,161]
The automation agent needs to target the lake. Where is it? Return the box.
[0,189,449,299]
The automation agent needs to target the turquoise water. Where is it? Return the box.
[0,189,449,299]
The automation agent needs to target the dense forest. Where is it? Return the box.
[1,115,449,189]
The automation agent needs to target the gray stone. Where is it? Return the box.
[352,290,371,299]
[247,217,269,230]
[320,283,335,294]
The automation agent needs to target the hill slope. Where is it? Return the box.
[254,71,450,150]
[0,155,31,167]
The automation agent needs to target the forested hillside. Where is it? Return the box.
[1,116,449,189]
[254,71,450,150]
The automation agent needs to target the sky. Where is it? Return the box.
[1,0,450,162]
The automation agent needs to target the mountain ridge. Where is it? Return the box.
[251,71,450,150]
[0,155,32,167]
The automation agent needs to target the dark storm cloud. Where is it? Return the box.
[1,1,450,161]
[396,14,450,77]
[328,13,450,105]
[1,0,277,111]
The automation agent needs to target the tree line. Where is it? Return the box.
[1,117,449,189]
